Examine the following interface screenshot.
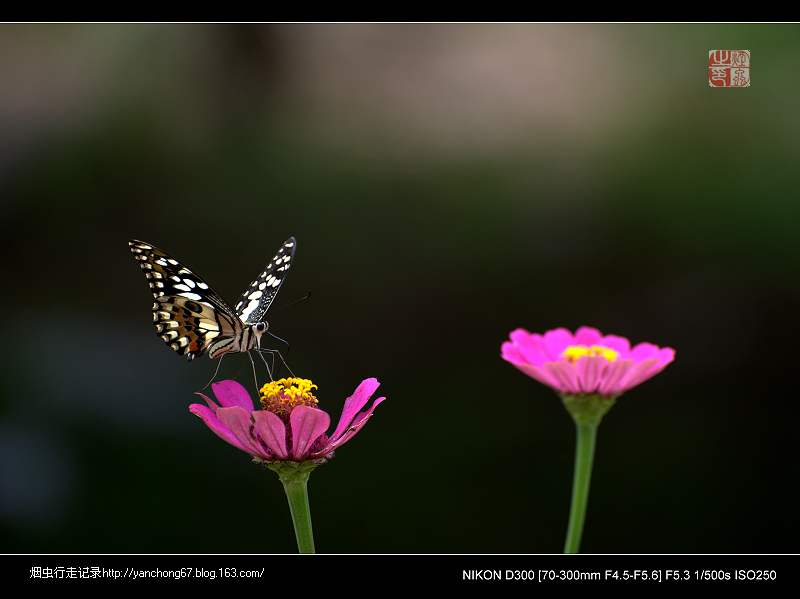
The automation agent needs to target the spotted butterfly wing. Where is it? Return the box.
[129,238,296,362]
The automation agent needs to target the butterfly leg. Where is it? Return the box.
[254,347,296,381]
[198,354,227,391]
[247,350,263,392]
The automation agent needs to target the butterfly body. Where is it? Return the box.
[129,238,296,362]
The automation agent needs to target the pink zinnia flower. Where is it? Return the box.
[190,377,385,464]
[501,326,674,397]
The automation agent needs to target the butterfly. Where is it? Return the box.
[129,238,296,369]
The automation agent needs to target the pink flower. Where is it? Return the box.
[190,378,385,463]
[501,326,674,397]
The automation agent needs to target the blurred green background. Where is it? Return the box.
[1,23,797,553]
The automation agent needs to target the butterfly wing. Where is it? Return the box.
[234,237,296,324]
[129,240,242,361]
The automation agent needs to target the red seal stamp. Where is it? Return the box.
[709,51,750,87]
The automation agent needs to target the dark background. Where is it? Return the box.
[1,23,797,554]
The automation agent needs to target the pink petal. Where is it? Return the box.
[193,392,221,411]
[507,329,549,365]
[289,406,331,460]
[500,340,525,365]
[653,346,676,366]
[329,378,381,442]
[210,380,255,410]
[321,396,386,454]
[597,333,631,356]
[629,342,662,362]
[190,404,252,455]
[543,360,580,394]
[542,328,576,360]
[216,406,267,458]
[510,362,560,389]
[253,410,289,460]
[617,357,668,391]
[597,359,634,395]
[575,355,607,393]
[573,326,603,347]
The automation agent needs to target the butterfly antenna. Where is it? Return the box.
[267,290,312,317]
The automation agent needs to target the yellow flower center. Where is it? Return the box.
[561,344,619,363]
[260,378,319,419]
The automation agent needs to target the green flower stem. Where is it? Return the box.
[559,393,618,554]
[563,421,597,554]
[283,477,315,553]
[268,461,319,554]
